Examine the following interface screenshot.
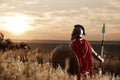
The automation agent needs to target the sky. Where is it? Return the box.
[0,0,120,41]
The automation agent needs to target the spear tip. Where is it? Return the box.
[102,22,106,34]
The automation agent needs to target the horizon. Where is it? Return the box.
[12,39,120,42]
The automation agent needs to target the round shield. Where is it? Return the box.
[51,45,79,75]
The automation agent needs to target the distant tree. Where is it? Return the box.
[0,32,4,42]
[0,32,30,51]
[19,42,30,50]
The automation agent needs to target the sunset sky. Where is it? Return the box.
[0,0,120,41]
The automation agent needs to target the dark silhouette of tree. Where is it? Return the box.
[0,32,4,42]
[0,32,30,51]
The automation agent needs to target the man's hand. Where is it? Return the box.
[98,56,104,63]
[100,58,104,63]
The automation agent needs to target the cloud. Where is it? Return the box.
[24,0,40,4]
[32,8,119,24]
[0,3,8,8]
[0,0,112,12]
[107,0,120,8]
[0,0,120,40]
[28,5,120,38]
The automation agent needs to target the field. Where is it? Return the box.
[0,40,120,80]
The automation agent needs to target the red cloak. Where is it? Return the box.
[70,39,93,77]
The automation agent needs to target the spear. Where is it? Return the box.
[101,22,106,57]
[99,22,106,76]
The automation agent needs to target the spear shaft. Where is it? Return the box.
[99,23,106,76]
[101,23,105,57]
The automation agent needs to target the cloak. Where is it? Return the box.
[70,39,93,76]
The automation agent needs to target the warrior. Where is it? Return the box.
[69,24,104,80]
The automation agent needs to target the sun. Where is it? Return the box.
[3,13,33,35]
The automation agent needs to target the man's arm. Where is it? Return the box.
[91,47,104,63]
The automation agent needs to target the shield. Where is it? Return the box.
[51,45,79,75]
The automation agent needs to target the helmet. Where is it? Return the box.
[71,24,85,40]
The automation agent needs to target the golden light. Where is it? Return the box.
[3,13,33,35]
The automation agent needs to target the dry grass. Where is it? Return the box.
[0,49,119,80]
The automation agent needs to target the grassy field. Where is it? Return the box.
[0,40,119,80]
[0,47,119,80]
